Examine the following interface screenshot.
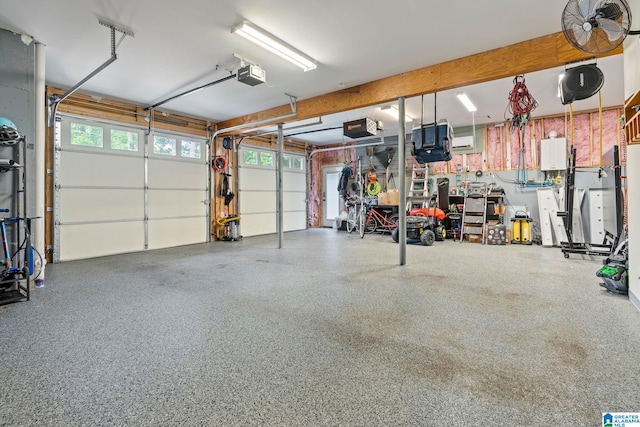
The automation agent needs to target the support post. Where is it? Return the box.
[277,123,284,248]
[398,97,407,265]
[34,42,46,286]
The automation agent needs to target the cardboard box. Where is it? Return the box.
[377,192,388,205]
[388,189,399,206]
[467,235,483,243]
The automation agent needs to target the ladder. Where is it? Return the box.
[460,182,488,243]
[406,162,430,211]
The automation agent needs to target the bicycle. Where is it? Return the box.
[345,196,366,238]
[362,202,399,234]
[0,209,30,292]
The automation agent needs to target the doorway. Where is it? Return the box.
[322,166,343,227]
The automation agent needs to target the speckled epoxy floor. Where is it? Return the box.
[1,228,638,426]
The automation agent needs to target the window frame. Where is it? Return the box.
[149,131,206,163]
[240,147,305,172]
[60,117,143,157]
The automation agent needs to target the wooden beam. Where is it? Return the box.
[47,87,210,137]
[216,32,622,131]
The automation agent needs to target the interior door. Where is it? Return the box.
[322,166,343,227]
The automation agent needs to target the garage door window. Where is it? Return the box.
[241,148,304,171]
[181,140,202,159]
[243,149,258,165]
[71,123,103,148]
[292,156,304,170]
[260,152,274,167]
[153,136,177,156]
[111,129,139,152]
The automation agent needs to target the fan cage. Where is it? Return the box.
[561,0,632,54]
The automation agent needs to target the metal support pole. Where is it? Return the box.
[398,97,407,265]
[277,123,284,249]
[34,41,46,286]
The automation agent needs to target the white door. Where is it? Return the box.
[238,146,307,237]
[323,166,343,227]
[54,117,209,261]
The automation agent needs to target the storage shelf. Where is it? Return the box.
[0,288,29,306]
[0,274,29,306]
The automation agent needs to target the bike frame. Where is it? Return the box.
[364,205,398,233]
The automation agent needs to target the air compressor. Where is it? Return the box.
[511,214,532,244]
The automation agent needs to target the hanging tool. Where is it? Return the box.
[506,75,538,133]
[220,172,234,206]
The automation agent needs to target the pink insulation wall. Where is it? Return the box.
[308,147,357,227]
[308,110,624,228]
[429,108,624,175]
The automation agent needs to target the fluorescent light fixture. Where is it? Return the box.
[381,105,413,122]
[456,93,477,112]
[231,21,317,72]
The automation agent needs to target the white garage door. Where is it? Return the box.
[238,146,306,237]
[54,117,209,261]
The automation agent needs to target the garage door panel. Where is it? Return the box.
[240,213,276,237]
[56,118,209,261]
[148,217,207,249]
[284,212,307,232]
[239,167,274,191]
[148,189,207,219]
[283,192,306,211]
[283,173,306,191]
[238,148,307,236]
[59,222,145,261]
[58,188,144,223]
[148,159,206,189]
[59,152,144,188]
[240,191,276,213]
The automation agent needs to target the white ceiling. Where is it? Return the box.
[0,0,626,145]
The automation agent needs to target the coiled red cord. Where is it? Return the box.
[506,75,538,132]
[507,75,538,116]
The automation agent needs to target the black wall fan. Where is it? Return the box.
[561,0,639,54]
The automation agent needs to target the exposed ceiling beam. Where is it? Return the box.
[216,32,622,133]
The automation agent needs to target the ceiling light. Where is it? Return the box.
[381,105,413,122]
[231,21,317,72]
[456,93,477,112]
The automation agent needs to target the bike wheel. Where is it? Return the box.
[346,208,356,233]
[358,209,366,238]
[364,215,377,234]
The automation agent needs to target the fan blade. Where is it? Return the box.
[597,17,624,41]
[578,0,594,19]
[572,23,592,45]
[564,0,588,22]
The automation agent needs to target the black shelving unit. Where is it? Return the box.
[0,127,30,306]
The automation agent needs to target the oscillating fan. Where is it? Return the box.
[561,0,637,54]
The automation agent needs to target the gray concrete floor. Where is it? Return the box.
[1,228,639,426]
